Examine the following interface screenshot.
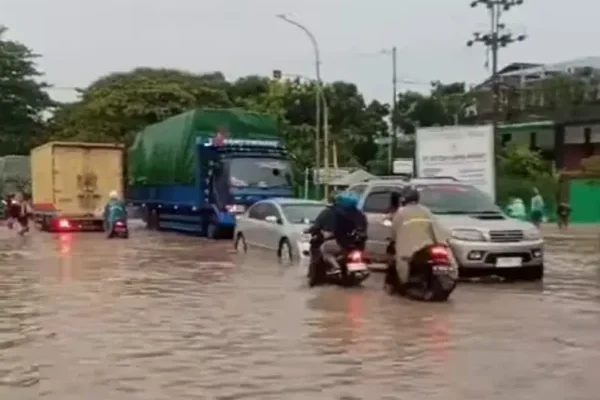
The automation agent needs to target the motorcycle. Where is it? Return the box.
[385,239,457,302]
[106,219,129,238]
[307,231,370,287]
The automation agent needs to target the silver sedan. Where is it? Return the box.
[233,198,327,264]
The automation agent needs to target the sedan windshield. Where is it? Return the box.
[281,204,326,224]
[417,184,500,214]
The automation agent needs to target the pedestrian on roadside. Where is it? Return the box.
[556,202,571,230]
[530,188,545,228]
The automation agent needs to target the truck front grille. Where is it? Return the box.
[489,230,523,242]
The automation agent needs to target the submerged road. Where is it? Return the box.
[1,223,599,400]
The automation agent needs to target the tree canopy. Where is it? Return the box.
[0,26,54,155]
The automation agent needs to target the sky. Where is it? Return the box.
[1,0,597,104]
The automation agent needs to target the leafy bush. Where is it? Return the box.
[496,144,557,216]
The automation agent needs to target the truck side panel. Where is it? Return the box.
[31,144,53,208]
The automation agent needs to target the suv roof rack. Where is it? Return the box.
[412,176,458,181]
[366,175,410,181]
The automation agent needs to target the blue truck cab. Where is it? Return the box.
[127,109,294,238]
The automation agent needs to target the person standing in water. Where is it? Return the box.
[530,188,545,228]
[556,201,571,229]
[10,192,30,235]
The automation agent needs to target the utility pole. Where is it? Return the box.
[467,0,526,195]
[467,0,526,133]
[390,47,398,174]
[382,47,398,174]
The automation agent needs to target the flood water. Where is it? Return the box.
[1,224,599,399]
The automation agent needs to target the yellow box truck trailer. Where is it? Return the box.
[30,141,124,232]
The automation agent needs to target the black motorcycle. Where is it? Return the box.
[106,219,129,238]
[385,239,457,301]
[307,231,370,287]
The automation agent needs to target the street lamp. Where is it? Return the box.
[275,14,330,199]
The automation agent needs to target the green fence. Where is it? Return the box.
[568,178,600,223]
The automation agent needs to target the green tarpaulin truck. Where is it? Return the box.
[127,108,293,238]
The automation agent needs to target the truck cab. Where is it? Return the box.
[195,136,293,237]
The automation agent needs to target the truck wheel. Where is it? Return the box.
[146,209,159,230]
[207,223,219,239]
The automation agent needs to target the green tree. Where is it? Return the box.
[49,68,232,144]
[391,81,473,135]
[0,26,53,155]
[496,144,557,208]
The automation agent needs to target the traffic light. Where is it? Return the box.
[272,69,282,80]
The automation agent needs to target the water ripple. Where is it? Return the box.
[0,227,598,399]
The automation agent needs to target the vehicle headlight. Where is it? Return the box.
[451,229,486,242]
[523,228,541,240]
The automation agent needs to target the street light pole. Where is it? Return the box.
[276,14,327,199]
[467,0,526,195]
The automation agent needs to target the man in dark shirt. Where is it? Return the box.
[306,192,367,284]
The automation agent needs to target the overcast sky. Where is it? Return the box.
[1,0,596,104]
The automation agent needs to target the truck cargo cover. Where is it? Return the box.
[128,108,280,185]
[0,155,31,195]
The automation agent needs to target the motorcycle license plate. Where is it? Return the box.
[114,226,127,232]
[432,264,452,275]
[347,262,367,272]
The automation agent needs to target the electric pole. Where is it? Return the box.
[382,47,398,174]
[467,0,526,132]
[467,0,526,198]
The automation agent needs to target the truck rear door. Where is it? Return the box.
[53,146,103,216]
[53,146,87,215]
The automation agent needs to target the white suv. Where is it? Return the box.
[347,178,544,281]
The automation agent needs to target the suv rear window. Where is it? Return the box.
[362,185,403,213]
[417,184,499,214]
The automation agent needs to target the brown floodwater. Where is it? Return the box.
[0,223,599,400]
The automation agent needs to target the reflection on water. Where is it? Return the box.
[0,227,598,399]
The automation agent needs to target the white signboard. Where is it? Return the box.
[415,125,495,200]
[313,168,352,185]
[393,158,414,175]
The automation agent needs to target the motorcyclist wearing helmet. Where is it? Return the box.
[306,191,367,281]
[390,185,452,286]
[103,190,127,233]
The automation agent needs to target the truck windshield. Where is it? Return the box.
[226,157,291,188]
[417,184,500,214]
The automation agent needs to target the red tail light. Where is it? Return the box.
[58,219,70,229]
[348,250,363,262]
[115,220,125,226]
[429,245,449,262]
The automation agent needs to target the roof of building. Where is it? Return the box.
[500,56,600,77]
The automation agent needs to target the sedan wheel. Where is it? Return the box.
[235,234,247,253]
[278,239,293,265]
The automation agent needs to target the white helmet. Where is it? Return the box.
[109,190,119,200]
